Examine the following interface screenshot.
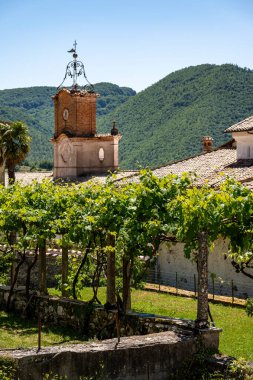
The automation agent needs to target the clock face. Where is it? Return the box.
[63,109,69,121]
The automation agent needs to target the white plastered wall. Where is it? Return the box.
[157,238,253,298]
[231,131,253,159]
[52,134,121,178]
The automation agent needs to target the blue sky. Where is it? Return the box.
[0,0,253,92]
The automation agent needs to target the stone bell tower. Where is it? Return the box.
[51,41,121,178]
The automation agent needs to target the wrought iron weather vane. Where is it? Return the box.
[58,40,94,91]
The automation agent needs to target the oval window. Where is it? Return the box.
[63,109,69,121]
[98,147,105,162]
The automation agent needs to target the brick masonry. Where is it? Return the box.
[51,88,122,178]
[53,89,98,137]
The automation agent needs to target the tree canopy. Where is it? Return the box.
[97,64,253,168]
[0,172,253,309]
[0,121,31,183]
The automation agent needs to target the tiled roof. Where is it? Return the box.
[225,115,253,133]
[152,143,253,189]
[153,148,236,182]
[13,141,253,190]
[13,170,138,185]
[118,141,253,189]
[13,171,53,185]
[71,170,139,184]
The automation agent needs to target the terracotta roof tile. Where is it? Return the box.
[13,172,53,185]
[152,146,253,189]
[13,170,138,185]
[120,144,253,189]
[225,115,253,133]
[153,148,236,180]
[13,143,253,190]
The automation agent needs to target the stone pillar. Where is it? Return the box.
[195,231,210,329]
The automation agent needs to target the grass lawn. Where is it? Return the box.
[0,287,252,361]
[0,311,87,349]
[131,289,253,361]
[60,287,253,361]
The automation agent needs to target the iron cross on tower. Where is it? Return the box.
[68,40,78,87]
[58,40,94,91]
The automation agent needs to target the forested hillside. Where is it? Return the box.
[97,64,253,168]
[2,64,253,170]
[0,84,135,168]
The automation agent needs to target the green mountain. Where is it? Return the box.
[2,64,253,170]
[97,64,253,169]
[0,84,136,168]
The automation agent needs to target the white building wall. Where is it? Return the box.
[231,131,253,159]
[52,134,121,178]
[156,238,253,298]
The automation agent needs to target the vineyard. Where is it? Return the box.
[0,170,253,323]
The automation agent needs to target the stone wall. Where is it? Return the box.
[0,286,221,379]
[15,251,62,289]
[0,330,220,380]
[0,286,220,341]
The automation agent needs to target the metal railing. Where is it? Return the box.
[145,268,252,300]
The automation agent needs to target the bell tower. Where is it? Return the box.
[51,41,121,178]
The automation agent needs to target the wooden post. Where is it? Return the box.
[37,313,42,353]
[0,165,5,186]
[115,311,120,344]
[231,280,234,306]
[126,260,132,312]
[61,244,69,297]
[38,239,47,295]
[106,236,116,305]
[158,267,161,293]
[175,272,178,296]
[123,256,132,312]
[9,231,17,287]
[195,231,210,329]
